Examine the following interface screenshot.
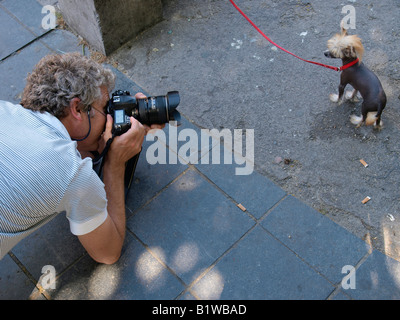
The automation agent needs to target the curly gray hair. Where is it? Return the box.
[21,52,116,119]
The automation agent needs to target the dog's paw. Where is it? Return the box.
[350,114,362,126]
[374,122,383,131]
[329,93,339,103]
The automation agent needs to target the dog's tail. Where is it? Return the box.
[350,112,381,126]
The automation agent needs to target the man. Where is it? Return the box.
[0,52,162,264]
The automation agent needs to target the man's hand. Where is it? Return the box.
[108,116,146,166]
[97,114,113,156]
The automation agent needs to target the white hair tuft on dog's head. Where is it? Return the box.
[327,32,364,62]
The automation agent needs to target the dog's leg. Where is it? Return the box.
[330,85,345,104]
[345,89,359,102]
[350,101,367,128]
[374,115,383,130]
[329,93,339,102]
[357,109,369,128]
[337,84,345,105]
[374,99,386,130]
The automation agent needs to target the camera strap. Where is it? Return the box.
[93,133,116,178]
[72,109,92,141]
[94,134,116,162]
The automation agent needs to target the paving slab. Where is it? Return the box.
[10,214,86,282]
[0,39,51,103]
[345,250,400,300]
[39,28,85,55]
[127,168,255,285]
[125,142,187,215]
[191,225,334,300]
[196,155,286,219]
[41,234,185,300]
[0,6,36,60]
[1,0,48,38]
[261,195,371,284]
[0,254,36,300]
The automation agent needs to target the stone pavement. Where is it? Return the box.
[1,0,400,300]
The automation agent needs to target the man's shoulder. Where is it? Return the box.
[1,100,70,140]
[0,100,88,194]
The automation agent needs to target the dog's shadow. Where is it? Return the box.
[309,97,382,142]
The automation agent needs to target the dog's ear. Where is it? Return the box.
[343,47,354,59]
[350,35,364,61]
[350,46,357,58]
[343,45,359,60]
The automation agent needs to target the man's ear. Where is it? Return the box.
[69,98,84,121]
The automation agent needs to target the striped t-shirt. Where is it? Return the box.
[0,101,108,260]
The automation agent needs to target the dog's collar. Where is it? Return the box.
[339,58,360,72]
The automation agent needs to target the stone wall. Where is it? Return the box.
[58,0,163,55]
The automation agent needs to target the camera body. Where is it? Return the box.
[107,90,181,135]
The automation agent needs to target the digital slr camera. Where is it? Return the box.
[107,90,181,135]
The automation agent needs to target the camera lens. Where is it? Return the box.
[137,91,181,126]
[166,91,181,125]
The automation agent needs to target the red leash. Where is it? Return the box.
[229,0,358,72]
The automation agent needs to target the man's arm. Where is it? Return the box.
[77,161,126,264]
[78,115,146,264]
